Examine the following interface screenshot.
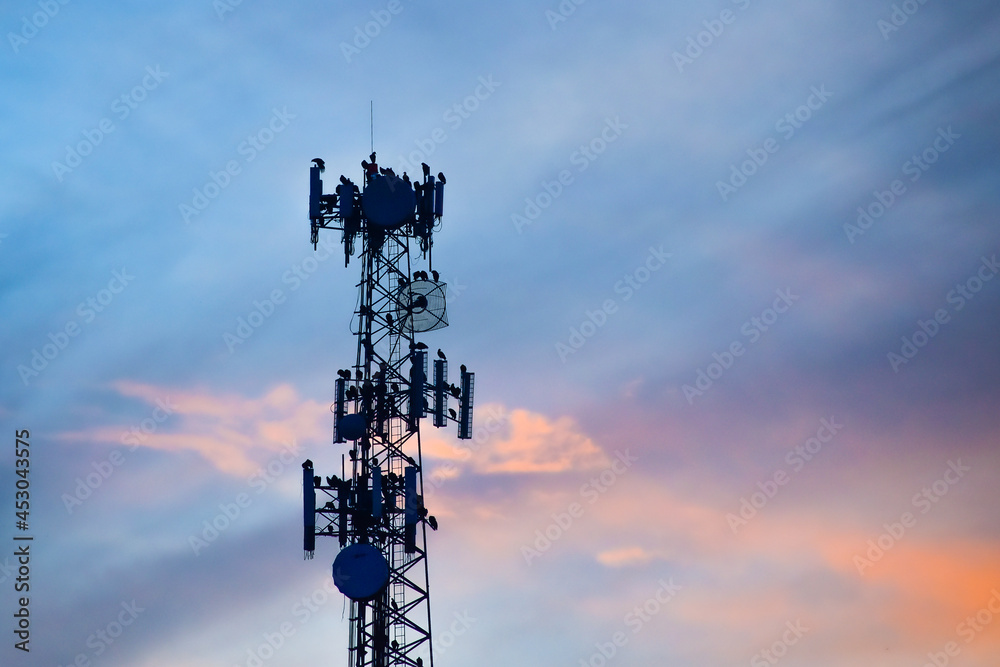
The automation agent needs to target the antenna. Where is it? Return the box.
[302,150,473,667]
[370,101,374,154]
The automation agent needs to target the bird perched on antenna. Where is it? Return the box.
[437,172,446,184]
[421,163,430,178]
[431,270,439,282]
[312,158,325,172]
[427,516,438,531]
[437,349,446,360]
[460,364,467,373]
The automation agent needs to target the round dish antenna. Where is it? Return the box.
[362,174,415,230]
[394,280,448,332]
[332,543,390,601]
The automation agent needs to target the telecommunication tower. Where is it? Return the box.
[301,153,475,667]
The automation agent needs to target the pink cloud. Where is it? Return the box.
[64,381,328,476]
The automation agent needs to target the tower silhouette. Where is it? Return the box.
[302,156,474,667]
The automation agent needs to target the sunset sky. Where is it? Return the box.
[2,1,1000,666]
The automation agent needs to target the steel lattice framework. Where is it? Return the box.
[301,156,474,667]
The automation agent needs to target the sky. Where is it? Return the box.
[2,1,1000,666]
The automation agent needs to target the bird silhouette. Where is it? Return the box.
[324,501,335,509]
[402,172,410,184]
[391,383,400,392]
[326,476,338,486]
[386,313,394,326]
[312,158,325,172]
[450,386,460,398]
[460,364,467,374]
[340,175,350,185]
[431,270,439,282]
[437,349,446,360]
[448,408,457,418]
[437,172,446,184]
[421,163,430,178]
[414,342,428,350]
[428,515,438,530]
[355,370,363,380]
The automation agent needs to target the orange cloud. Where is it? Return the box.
[421,404,607,474]
[64,381,328,476]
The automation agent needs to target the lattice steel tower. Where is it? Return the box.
[301,154,474,667]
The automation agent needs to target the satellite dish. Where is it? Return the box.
[332,544,390,601]
[362,174,415,230]
[338,413,367,441]
[394,280,448,332]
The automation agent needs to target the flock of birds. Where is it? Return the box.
[311,153,445,189]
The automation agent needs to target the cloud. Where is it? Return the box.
[61,381,328,476]
[596,546,656,568]
[422,404,608,474]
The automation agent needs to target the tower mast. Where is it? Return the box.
[302,154,474,667]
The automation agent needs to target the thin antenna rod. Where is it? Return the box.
[370,101,374,154]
